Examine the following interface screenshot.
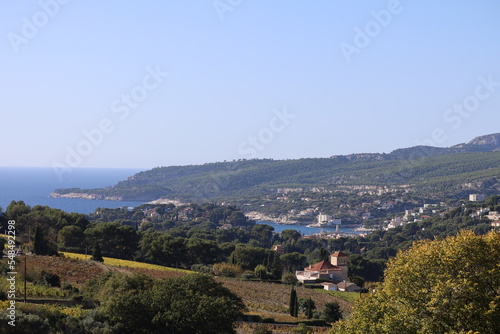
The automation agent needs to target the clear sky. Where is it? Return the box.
[1,1,499,171]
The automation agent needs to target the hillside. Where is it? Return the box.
[9,254,350,324]
[52,133,500,202]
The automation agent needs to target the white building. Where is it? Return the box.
[469,194,485,202]
[296,251,348,284]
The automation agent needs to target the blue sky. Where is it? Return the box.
[1,0,499,171]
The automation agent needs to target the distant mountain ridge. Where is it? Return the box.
[52,133,500,202]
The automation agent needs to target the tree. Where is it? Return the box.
[58,225,84,251]
[33,225,49,255]
[254,264,267,279]
[91,242,104,262]
[90,273,245,334]
[331,230,500,333]
[84,222,139,260]
[280,252,307,273]
[186,237,221,265]
[280,229,301,243]
[289,285,298,317]
[298,297,315,318]
[282,273,298,285]
[349,276,365,289]
[322,302,342,323]
[228,246,270,271]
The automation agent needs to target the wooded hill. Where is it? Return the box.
[52,133,500,202]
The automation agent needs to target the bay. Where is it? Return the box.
[256,220,363,236]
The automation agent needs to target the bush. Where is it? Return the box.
[212,263,243,277]
[240,272,256,280]
[253,324,273,334]
[0,312,51,334]
[41,271,61,287]
[290,323,313,334]
[26,270,61,287]
[190,264,213,274]
[282,273,298,285]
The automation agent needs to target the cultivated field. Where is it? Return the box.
[217,277,353,323]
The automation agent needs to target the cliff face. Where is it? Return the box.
[467,133,500,150]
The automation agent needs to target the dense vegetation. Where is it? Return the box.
[332,231,500,333]
[1,194,498,332]
[53,151,500,203]
[2,196,498,284]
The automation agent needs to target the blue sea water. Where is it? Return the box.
[0,167,146,214]
[256,220,363,236]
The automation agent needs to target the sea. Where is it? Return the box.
[0,167,146,214]
[255,220,363,236]
[0,167,363,235]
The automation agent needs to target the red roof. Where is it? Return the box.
[307,260,340,272]
[331,251,348,257]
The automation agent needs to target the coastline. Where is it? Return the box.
[244,211,304,225]
[50,192,124,201]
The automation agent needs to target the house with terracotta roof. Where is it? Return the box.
[337,281,361,292]
[272,244,285,255]
[295,251,348,284]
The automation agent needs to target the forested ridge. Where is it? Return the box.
[53,150,500,203]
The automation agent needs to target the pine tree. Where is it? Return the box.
[289,285,297,317]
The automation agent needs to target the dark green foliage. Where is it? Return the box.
[40,271,61,287]
[298,297,316,318]
[253,324,273,334]
[57,225,84,252]
[51,152,500,203]
[290,323,313,334]
[91,242,104,262]
[282,272,298,285]
[228,245,269,271]
[322,302,343,323]
[85,221,139,259]
[289,285,298,317]
[0,312,51,334]
[33,225,50,255]
[86,272,245,334]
